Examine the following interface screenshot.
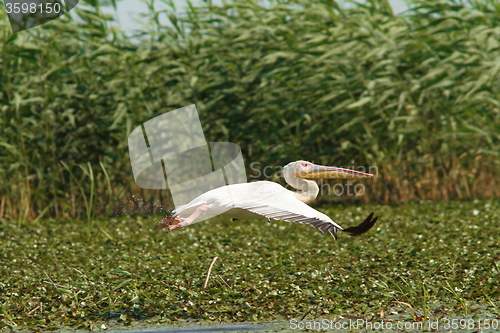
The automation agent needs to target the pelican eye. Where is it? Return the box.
[302,162,311,168]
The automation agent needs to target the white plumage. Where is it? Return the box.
[159,160,378,239]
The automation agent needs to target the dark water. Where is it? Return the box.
[111,322,277,333]
[125,324,268,333]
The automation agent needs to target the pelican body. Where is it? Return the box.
[159,161,378,239]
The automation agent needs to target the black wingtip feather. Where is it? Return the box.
[328,229,338,240]
[342,212,378,236]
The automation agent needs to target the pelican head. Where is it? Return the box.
[284,160,376,180]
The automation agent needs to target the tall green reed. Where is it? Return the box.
[0,0,499,222]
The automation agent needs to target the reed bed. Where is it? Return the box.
[1,0,499,222]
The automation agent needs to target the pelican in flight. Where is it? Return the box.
[159,161,378,239]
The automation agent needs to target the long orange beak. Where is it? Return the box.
[296,163,376,179]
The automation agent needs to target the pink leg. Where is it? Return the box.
[158,216,181,230]
[159,204,211,232]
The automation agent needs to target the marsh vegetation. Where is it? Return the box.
[1,0,499,331]
[1,201,499,331]
[1,0,499,220]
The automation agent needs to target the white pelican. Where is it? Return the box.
[159,160,378,239]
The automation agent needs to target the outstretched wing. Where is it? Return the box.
[172,181,377,239]
[214,182,344,239]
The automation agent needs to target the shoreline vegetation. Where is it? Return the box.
[1,0,499,222]
[1,2,500,329]
[0,0,500,326]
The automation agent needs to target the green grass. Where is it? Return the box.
[0,200,499,331]
[2,0,500,221]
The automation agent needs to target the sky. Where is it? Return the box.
[101,0,410,36]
